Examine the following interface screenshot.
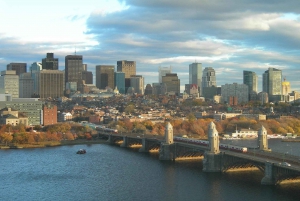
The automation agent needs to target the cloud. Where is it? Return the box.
[1,0,300,92]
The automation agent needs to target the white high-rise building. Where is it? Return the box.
[189,63,202,95]
[0,70,19,98]
[158,66,172,83]
[202,67,216,88]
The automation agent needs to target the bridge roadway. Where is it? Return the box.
[98,132,300,185]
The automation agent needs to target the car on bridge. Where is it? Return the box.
[280,162,291,167]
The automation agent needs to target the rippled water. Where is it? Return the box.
[0,140,300,201]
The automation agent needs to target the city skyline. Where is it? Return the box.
[1,0,300,92]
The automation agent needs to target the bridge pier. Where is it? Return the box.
[261,162,275,185]
[120,136,128,147]
[107,134,113,144]
[139,138,147,152]
[159,143,175,160]
[203,152,223,172]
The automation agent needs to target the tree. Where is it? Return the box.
[0,133,13,145]
[187,113,196,122]
[65,132,75,140]
[124,104,135,114]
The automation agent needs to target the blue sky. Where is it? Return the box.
[1,0,300,92]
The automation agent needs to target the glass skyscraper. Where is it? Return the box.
[189,63,202,95]
[115,72,125,94]
[262,68,282,95]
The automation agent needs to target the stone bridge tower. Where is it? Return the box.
[159,122,174,160]
[258,126,269,151]
[203,122,221,172]
[165,122,173,144]
[208,122,219,154]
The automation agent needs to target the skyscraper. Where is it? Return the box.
[35,70,64,99]
[96,65,115,89]
[262,67,282,96]
[202,67,216,88]
[0,70,19,98]
[158,66,172,83]
[117,60,136,78]
[19,73,34,98]
[162,73,180,95]
[7,63,27,76]
[65,55,83,85]
[30,62,42,73]
[42,53,58,70]
[82,71,93,84]
[130,75,144,95]
[243,70,258,101]
[189,63,202,95]
[243,71,258,93]
[115,72,125,94]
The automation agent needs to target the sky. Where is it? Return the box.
[1,0,300,92]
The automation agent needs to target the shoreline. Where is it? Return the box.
[0,139,108,149]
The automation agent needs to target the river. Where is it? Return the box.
[0,139,300,201]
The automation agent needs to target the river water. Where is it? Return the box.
[1,139,300,201]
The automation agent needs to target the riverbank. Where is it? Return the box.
[0,139,108,149]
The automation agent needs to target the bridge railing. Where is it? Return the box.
[247,149,300,164]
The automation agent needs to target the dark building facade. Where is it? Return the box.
[42,53,59,70]
[96,65,115,89]
[82,71,93,84]
[7,63,27,76]
[65,55,83,85]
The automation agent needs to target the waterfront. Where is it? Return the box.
[1,139,300,201]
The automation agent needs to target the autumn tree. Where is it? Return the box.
[65,132,75,140]
[0,133,13,145]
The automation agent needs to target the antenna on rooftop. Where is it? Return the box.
[75,46,77,55]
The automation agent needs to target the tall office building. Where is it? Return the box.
[202,67,216,88]
[243,71,258,92]
[243,70,258,101]
[42,53,58,70]
[82,71,93,84]
[117,60,136,78]
[0,70,19,98]
[65,55,83,85]
[30,62,42,73]
[158,66,172,83]
[152,83,167,95]
[115,72,125,94]
[221,83,249,105]
[189,63,202,95]
[35,70,64,99]
[162,73,180,95]
[7,63,27,76]
[130,75,144,95]
[262,68,282,101]
[96,65,115,89]
[19,73,34,98]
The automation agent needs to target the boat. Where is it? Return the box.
[76,149,86,154]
